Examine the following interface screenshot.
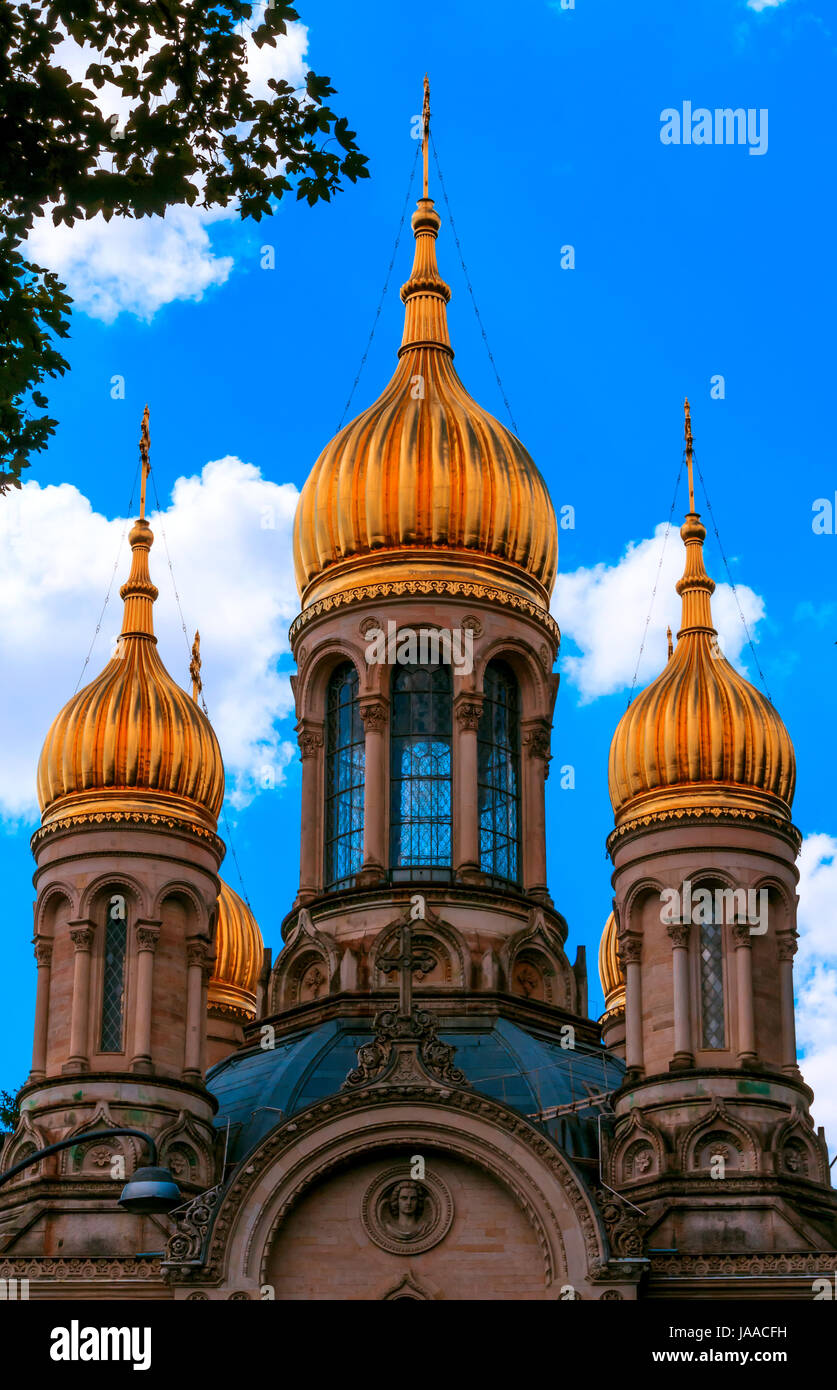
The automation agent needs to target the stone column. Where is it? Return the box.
[620,934,644,1076]
[732,923,757,1065]
[778,933,800,1075]
[296,719,324,901]
[453,693,483,881]
[29,938,53,1082]
[184,939,211,1081]
[64,922,95,1073]
[131,920,161,1074]
[521,719,551,902]
[667,921,694,1069]
[358,698,388,884]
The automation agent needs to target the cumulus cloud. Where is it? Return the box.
[795,834,837,1155]
[0,458,300,821]
[26,8,309,321]
[747,0,788,10]
[554,522,766,702]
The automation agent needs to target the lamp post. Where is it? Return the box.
[0,1127,182,1214]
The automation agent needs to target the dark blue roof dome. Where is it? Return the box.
[208,1015,623,1165]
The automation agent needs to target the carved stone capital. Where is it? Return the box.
[732,922,754,949]
[135,920,162,953]
[522,719,551,762]
[777,933,798,962]
[33,938,53,967]
[454,694,483,731]
[666,921,691,949]
[296,721,324,759]
[186,938,212,970]
[69,924,94,953]
[359,699,388,732]
[618,934,642,966]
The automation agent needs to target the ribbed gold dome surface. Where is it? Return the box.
[37,516,225,831]
[608,419,795,826]
[598,911,625,1018]
[293,196,558,609]
[208,879,263,1020]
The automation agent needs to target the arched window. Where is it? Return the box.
[478,660,521,884]
[324,662,365,890]
[390,664,452,881]
[100,892,127,1052]
[699,902,726,1049]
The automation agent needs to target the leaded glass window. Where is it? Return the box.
[324,662,365,890]
[390,664,452,879]
[699,915,726,1049]
[478,660,521,883]
[100,895,127,1052]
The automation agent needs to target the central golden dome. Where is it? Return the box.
[293,194,558,610]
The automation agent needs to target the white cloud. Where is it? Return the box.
[0,458,300,821]
[554,522,766,702]
[795,834,837,1155]
[747,0,788,11]
[26,9,309,321]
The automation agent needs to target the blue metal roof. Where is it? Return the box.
[209,1015,624,1165]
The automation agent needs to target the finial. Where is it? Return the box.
[139,404,151,520]
[667,625,673,660]
[684,397,695,514]
[422,73,430,200]
[190,630,203,702]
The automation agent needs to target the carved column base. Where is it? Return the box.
[130,1056,154,1075]
[62,1058,89,1074]
[355,865,387,888]
[454,864,485,886]
[738,1053,760,1070]
[182,1068,202,1085]
[527,887,553,907]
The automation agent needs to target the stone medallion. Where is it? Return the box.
[361,1167,453,1256]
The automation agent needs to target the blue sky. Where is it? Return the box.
[3,0,836,1135]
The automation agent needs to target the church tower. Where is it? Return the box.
[602,403,837,1269]
[1,415,229,1256]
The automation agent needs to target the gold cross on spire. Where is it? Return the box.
[378,919,435,1018]
[139,404,151,520]
[190,629,203,702]
[684,397,695,514]
[422,73,431,199]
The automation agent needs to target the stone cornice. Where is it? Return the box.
[289,579,561,644]
[607,803,802,858]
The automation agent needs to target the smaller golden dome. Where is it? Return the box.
[608,403,795,827]
[37,511,225,832]
[598,911,625,1020]
[208,879,264,1020]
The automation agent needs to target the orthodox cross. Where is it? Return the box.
[190,630,203,702]
[421,73,430,199]
[139,403,151,520]
[379,919,435,1017]
[684,396,695,513]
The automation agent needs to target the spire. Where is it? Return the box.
[666,625,673,660]
[399,75,453,358]
[190,630,203,702]
[675,399,716,637]
[119,407,159,641]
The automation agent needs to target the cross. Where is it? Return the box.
[139,403,151,520]
[379,919,435,1017]
[421,73,430,199]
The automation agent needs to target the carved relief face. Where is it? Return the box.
[362,1168,453,1255]
[390,1180,423,1225]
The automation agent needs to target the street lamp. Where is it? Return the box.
[0,1127,182,1215]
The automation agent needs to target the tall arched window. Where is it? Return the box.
[324,663,365,890]
[100,891,127,1052]
[699,903,726,1049]
[478,660,521,884]
[390,664,452,881]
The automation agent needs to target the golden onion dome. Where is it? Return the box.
[37,508,225,833]
[208,879,263,1020]
[598,911,625,1019]
[293,187,558,611]
[608,404,795,828]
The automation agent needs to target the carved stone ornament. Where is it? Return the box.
[617,934,642,967]
[666,922,691,949]
[69,926,94,952]
[343,1008,468,1091]
[732,922,754,949]
[777,934,798,962]
[186,939,211,970]
[359,700,388,732]
[454,698,483,731]
[461,615,483,638]
[297,725,324,760]
[361,1166,454,1256]
[592,1186,648,1260]
[33,939,53,967]
[135,924,161,952]
[523,722,551,761]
